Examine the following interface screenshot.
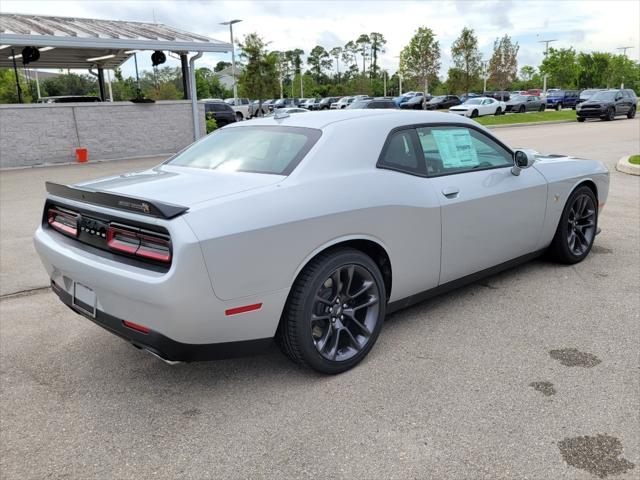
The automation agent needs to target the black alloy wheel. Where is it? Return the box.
[494,107,502,116]
[548,186,598,264]
[627,106,636,119]
[277,248,386,374]
[471,109,479,118]
[556,102,563,111]
[310,264,380,363]
[539,104,546,112]
[604,107,615,121]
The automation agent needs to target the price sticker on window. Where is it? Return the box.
[431,129,479,169]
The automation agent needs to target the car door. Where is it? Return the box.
[416,125,548,284]
[525,96,535,111]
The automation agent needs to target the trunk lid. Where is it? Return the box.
[76,165,284,207]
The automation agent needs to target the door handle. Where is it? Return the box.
[442,187,460,198]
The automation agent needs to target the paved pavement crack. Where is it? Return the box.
[0,285,51,300]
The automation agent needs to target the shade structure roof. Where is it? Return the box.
[0,13,231,69]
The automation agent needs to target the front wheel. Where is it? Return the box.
[548,186,597,264]
[556,103,563,111]
[518,105,525,113]
[603,107,615,121]
[277,248,386,374]
[539,104,546,112]
[577,117,586,122]
[235,112,243,121]
[627,106,636,119]
[470,109,479,118]
[494,107,502,116]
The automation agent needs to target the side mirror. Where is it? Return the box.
[512,149,536,176]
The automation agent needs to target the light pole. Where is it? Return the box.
[617,46,633,56]
[220,19,242,101]
[394,55,402,95]
[538,38,557,97]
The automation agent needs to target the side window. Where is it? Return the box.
[378,130,422,173]
[416,126,513,176]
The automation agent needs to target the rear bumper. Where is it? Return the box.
[51,281,271,362]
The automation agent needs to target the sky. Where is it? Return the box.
[2,0,639,79]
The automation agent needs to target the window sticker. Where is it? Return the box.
[431,129,479,169]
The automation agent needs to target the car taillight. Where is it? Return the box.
[47,208,78,237]
[107,224,171,263]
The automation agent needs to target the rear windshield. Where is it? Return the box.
[167,126,321,175]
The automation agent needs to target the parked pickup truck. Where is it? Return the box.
[224,98,251,120]
[545,90,580,110]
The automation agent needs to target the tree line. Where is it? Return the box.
[0,26,638,104]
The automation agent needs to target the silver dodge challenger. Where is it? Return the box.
[35,110,609,373]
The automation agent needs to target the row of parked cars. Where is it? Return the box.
[203,87,638,126]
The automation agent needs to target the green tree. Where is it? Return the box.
[355,34,371,74]
[214,61,231,72]
[520,65,536,82]
[329,47,343,82]
[41,72,97,97]
[307,45,331,81]
[369,32,387,78]
[237,33,279,108]
[110,68,136,101]
[488,35,519,90]
[400,27,441,97]
[577,52,610,88]
[540,47,579,88]
[0,68,32,103]
[450,27,482,96]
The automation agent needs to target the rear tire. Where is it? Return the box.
[539,105,546,112]
[627,106,636,119]
[577,117,586,122]
[236,112,243,121]
[277,248,386,374]
[547,186,597,264]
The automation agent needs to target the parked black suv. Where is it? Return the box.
[203,101,236,127]
[425,95,461,110]
[576,89,637,122]
[317,97,338,110]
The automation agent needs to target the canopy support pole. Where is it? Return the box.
[180,53,190,100]
[11,48,23,103]
[97,66,106,101]
[189,51,203,140]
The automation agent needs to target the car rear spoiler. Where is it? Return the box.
[45,182,189,219]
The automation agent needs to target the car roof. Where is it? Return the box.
[225,109,479,131]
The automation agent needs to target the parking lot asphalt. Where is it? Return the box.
[1,119,639,479]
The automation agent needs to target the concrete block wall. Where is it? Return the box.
[0,101,206,168]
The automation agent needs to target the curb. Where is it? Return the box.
[486,119,575,129]
[0,153,171,172]
[616,155,640,176]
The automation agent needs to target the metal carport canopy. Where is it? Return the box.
[0,13,231,139]
[0,13,231,69]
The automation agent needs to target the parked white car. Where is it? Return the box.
[331,97,355,109]
[449,97,506,118]
[224,98,251,121]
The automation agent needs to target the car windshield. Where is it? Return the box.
[589,91,617,101]
[580,89,599,99]
[347,101,369,109]
[429,96,445,103]
[167,126,321,175]
[464,99,483,105]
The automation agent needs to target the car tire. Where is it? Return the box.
[556,103,563,111]
[277,248,386,374]
[495,107,502,116]
[518,105,525,113]
[235,112,243,121]
[627,106,636,119]
[539,105,545,112]
[577,117,586,122]
[471,109,479,118]
[548,186,598,264]
[604,107,615,121]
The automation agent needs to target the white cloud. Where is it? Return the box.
[2,0,638,78]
